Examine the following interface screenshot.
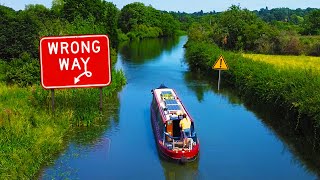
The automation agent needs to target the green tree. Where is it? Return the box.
[119,2,148,33]
[304,10,320,35]
[158,13,179,36]
[217,5,264,51]
[0,6,40,60]
[59,0,119,46]
[100,1,119,46]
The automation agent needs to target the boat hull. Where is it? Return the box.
[151,105,199,162]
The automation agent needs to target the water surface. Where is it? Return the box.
[41,36,318,179]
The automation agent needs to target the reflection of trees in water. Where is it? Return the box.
[119,37,180,64]
[40,94,120,179]
[183,71,241,105]
[246,102,320,177]
[68,94,120,145]
[160,160,201,180]
[184,70,320,177]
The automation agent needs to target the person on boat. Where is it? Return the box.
[179,114,191,147]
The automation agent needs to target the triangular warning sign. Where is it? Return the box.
[212,55,228,70]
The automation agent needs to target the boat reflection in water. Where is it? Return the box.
[161,159,200,180]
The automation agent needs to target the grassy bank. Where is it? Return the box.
[0,69,126,179]
[184,41,320,126]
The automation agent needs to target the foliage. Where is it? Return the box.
[303,9,320,35]
[59,0,120,45]
[0,1,128,178]
[185,5,320,56]
[0,5,42,61]
[65,15,105,35]
[0,60,5,81]
[0,67,125,178]
[119,2,180,39]
[4,53,40,87]
[185,40,320,126]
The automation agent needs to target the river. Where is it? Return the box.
[41,36,319,179]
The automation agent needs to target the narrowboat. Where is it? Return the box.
[151,84,199,163]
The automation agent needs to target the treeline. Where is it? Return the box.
[171,6,320,56]
[0,0,180,86]
[119,2,180,40]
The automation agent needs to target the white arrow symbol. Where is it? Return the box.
[74,59,92,84]
[74,71,92,84]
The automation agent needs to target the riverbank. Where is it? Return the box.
[0,69,126,179]
[184,40,320,127]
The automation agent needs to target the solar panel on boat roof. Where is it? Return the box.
[161,91,174,100]
[164,99,178,105]
[166,104,180,111]
[161,91,172,95]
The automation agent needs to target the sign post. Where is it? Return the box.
[100,87,103,111]
[51,89,55,113]
[40,35,111,112]
[212,55,229,91]
[218,69,221,90]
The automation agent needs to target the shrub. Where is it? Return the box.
[4,53,40,87]
[185,40,320,125]
[308,43,320,56]
[0,60,5,81]
[279,35,303,55]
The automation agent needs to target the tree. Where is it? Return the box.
[100,2,119,46]
[158,13,179,36]
[217,5,264,50]
[61,0,105,22]
[0,6,40,60]
[118,2,179,38]
[119,2,148,33]
[304,10,320,35]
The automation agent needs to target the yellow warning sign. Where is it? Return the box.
[212,55,228,70]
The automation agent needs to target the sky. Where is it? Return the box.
[0,0,319,12]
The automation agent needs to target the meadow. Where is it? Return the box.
[185,41,320,127]
[243,54,320,70]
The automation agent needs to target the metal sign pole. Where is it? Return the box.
[213,55,228,91]
[218,70,221,91]
[100,87,103,111]
[51,89,55,113]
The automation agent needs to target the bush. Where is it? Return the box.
[0,60,5,81]
[126,24,163,40]
[118,29,129,42]
[308,43,320,56]
[185,41,219,71]
[279,34,303,55]
[185,40,320,124]
[4,53,40,87]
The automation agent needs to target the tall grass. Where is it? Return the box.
[185,41,320,125]
[0,60,5,81]
[243,54,320,70]
[0,68,126,179]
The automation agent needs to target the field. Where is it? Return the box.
[185,41,320,126]
[243,54,320,70]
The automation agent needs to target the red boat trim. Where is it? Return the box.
[151,87,200,162]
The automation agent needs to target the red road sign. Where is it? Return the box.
[40,35,111,89]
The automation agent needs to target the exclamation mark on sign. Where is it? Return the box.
[220,58,222,68]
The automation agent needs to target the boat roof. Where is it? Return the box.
[153,87,193,123]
